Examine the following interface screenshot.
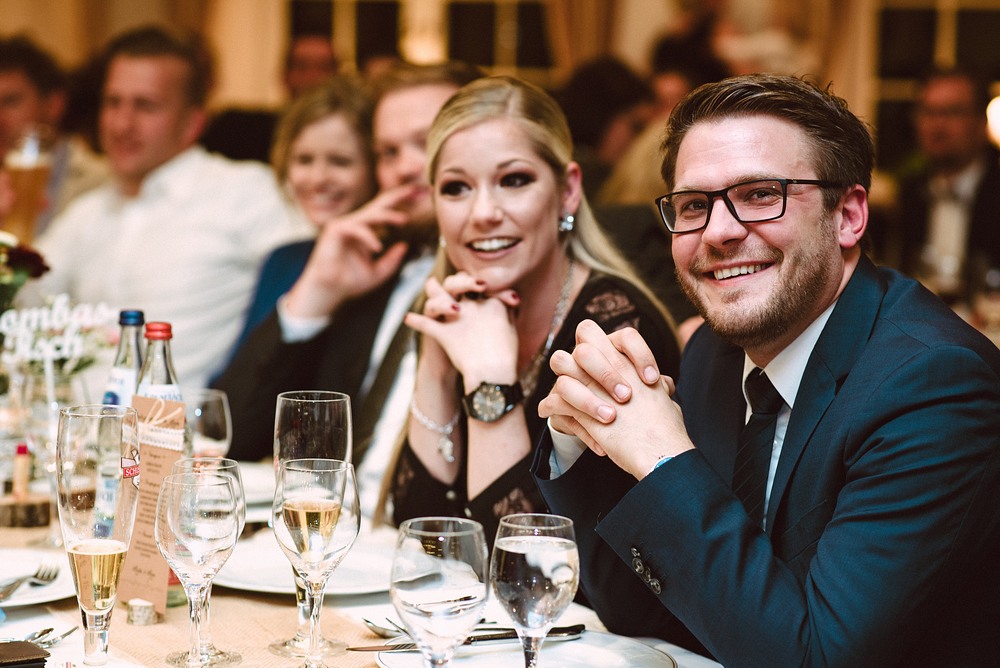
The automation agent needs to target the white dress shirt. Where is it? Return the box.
[35,146,312,389]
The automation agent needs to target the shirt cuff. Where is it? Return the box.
[276,294,331,343]
[547,418,587,477]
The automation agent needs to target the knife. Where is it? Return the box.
[347,623,586,652]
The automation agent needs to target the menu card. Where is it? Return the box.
[117,395,186,616]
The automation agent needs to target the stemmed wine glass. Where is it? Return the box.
[171,457,246,665]
[155,472,240,667]
[390,517,489,668]
[491,513,579,668]
[55,405,140,666]
[271,391,352,659]
[185,389,232,457]
[272,458,360,668]
[15,364,86,548]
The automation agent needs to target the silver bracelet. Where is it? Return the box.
[410,399,461,463]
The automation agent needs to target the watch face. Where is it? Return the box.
[472,384,507,421]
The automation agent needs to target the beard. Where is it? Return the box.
[676,213,840,351]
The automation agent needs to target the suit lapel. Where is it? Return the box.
[766,256,886,529]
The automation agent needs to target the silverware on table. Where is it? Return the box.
[0,561,60,602]
[35,626,78,649]
[348,623,586,652]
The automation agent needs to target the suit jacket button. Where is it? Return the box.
[649,579,662,595]
[632,557,644,575]
[631,547,641,558]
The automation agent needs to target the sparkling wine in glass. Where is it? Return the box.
[271,391,352,659]
[391,517,489,667]
[491,513,579,668]
[172,457,246,665]
[55,405,139,666]
[155,472,240,667]
[272,458,360,668]
[185,389,232,457]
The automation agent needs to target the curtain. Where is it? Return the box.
[544,0,619,82]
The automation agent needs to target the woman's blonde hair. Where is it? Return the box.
[270,73,375,189]
[372,76,678,527]
[424,75,675,327]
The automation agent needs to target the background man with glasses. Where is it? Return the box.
[533,74,1000,666]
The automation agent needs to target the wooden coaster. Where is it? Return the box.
[0,493,50,527]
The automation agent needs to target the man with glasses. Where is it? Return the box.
[534,74,1000,666]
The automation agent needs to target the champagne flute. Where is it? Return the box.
[271,391,352,658]
[185,389,232,457]
[155,473,240,667]
[55,405,139,666]
[172,457,246,666]
[390,517,489,668]
[491,513,579,668]
[272,458,360,668]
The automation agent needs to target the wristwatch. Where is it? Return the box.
[462,381,524,422]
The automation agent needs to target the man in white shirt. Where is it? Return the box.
[33,26,310,389]
[534,74,1000,666]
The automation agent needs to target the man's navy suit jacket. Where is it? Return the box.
[535,256,1000,667]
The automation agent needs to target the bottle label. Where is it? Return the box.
[103,367,138,406]
[136,383,183,402]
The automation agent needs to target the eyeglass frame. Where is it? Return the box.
[654,178,845,234]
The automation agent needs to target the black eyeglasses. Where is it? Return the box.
[655,178,844,234]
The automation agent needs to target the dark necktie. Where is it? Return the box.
[732,368,784,527]
[352,321,413,467]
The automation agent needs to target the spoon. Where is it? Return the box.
[36,626,78,649]
[0,627,54,643]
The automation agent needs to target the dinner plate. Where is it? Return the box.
[237,461,275,506]
[0,549,75,608]
[375,630,678,668]
[214,526,395,596]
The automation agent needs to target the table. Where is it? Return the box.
[1,525,721,667]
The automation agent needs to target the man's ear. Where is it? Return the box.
[836,184,868,250]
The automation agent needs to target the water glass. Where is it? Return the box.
[272,459,360,668]
[55,405,139,666]
[155,473,240,667]
[491,513,579,668]
[172,457,246,665]
[185,389,232,457]
[390,517,489,667]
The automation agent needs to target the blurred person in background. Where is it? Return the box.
[0,35,108,240]
[218,61,481,520]
[229,74,376,351]
[885,68,1000,302]
[33,25,311,389]
[555,56,655,198]
[201,32,340,163]
[382,76,681,544]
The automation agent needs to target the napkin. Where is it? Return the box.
[0,640,49,667]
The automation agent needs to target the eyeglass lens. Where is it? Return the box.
[661,179,787,232]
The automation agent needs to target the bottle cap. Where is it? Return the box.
[16,443,28,455]
[119,309,145,326]
[145,321,173,340]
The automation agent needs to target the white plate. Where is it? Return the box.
[214,527,395,596]
[237,461,275,506]
[0,549,75,608]
[376,630,678,668]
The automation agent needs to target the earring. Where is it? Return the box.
[558,213,575,233]
[439,236,447,249]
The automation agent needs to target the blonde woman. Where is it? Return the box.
[386,76,681,543]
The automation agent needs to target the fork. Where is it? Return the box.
[0,561,60,602]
